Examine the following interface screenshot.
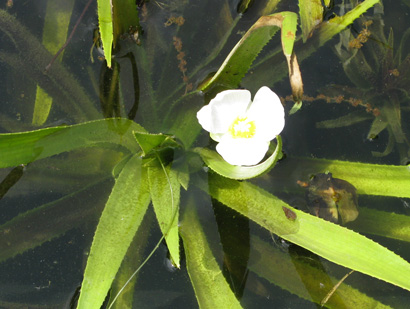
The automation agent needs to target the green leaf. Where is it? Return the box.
[207,174,410,292]
[249,235,391,308]
[77,155,151,309]
[298,0,323,42]
[199,12,298,92]
[269,157,410,198]
[316,110,373,128]
[133,132,170,156]
[148,158,181,267]
[133,131,181,157]
[245,0,380,90]
[349,207,410,243]
[110,211,153,309]
[33,0,75,126]
[164,92,204,149]
[0,119,145,168]
[279,11,298,57]
[0,9,100,121]
[98,0,113,68]
[112,0,139,46]
[207,173,300,236]
[0,178,112,262]
[196,136,282,180]
[180,196,242,309]
[304,158,410,198]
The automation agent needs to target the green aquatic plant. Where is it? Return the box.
[1,1,410,308]
[316,1,410,164]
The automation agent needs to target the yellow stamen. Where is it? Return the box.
[229,116,256,138]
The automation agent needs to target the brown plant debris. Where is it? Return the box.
[173,36,192,93]
[348,20,373,49]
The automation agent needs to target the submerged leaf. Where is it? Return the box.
[316,110,373,128]
[33,0,75,126]
[180,196,242,309]
[250,235,391,308]
[112,0,139,46]
[0,9,99,121]
[0,179,112,262]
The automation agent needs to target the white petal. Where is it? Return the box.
[210,132,225,142]
[216,136,270,166]
[247,86,285,141]
[197,104,213,132]
[197,89,251,133]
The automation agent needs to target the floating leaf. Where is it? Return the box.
[207,174,410,291]
[98,0,113,67]
[298,0,323,42]
[148,159,181,267]
[77,155,151,308]
[349,207,410,243]
[133,132,171,156]
[0,119,145,168]
[245,0,380,89]
[199,11,302,102]
[269,157,410,198]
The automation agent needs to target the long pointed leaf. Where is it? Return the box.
[207,173,410,292]
[298,0,323,42]
[33,0,75,126]
[200,12,298,92]
[0,119,145,168]
[77,155,151,308]
[250,235,391,308]
[180,196,242,308]
[98,0,113,67]
[148,159,181,267]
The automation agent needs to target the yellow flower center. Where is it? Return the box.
[229,116,256,139]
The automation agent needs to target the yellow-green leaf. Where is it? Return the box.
[180,196,242,309]
[77,155,151,308]
[148,159,181,267]
[98,0,113,67]
[298,0,323,42]
[33,0,75,126]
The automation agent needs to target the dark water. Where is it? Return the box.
[0,0,410,308]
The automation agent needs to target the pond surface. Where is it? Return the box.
[0,0,410,308]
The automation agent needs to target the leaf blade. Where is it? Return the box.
[0,119,145,168]
[148,160,181,267]
[77,155,151,309]
[98,0,113,67]
[180,197,242,309]
[206,174,410,292]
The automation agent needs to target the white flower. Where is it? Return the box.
[197,86,285,166]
